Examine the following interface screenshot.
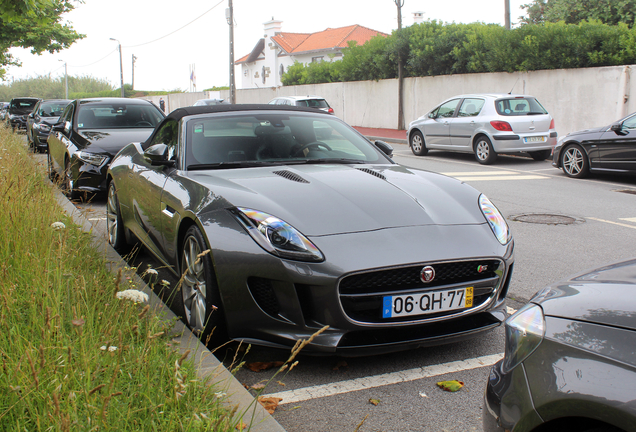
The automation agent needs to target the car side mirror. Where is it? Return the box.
[374,140,393,157]
[144,143,175,167]
[610,122,626,134]
[428,112,436,119]
[51,122,65,132]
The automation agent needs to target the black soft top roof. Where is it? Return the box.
[165,104,329,122]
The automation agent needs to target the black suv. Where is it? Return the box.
[7,97,40,131]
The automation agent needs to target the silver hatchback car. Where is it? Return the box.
[407,94,557,164]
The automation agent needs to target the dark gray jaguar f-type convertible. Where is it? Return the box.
[106,104,514,355]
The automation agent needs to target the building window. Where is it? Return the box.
[311,56,324,63]
[279,64,285,78]
[262,66,266,84]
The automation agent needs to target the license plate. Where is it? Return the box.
[383,287,473,318]
[524,136,546,143]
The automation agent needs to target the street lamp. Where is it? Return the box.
[58,59,68,99]
[109,38,125,98]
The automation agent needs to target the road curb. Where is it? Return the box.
[54,188,286,432]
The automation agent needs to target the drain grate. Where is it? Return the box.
[615,189,636,195]
[510,214,580,225]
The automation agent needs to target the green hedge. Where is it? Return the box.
[282,20,636,85]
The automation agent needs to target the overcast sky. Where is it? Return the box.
[6,0,529,91]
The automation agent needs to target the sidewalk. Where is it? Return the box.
[354,126,408,145]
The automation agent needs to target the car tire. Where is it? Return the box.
[47,149,56,181]
[529,150,551,161]
[561,144,589,178]
[474,136,497,165]
[62,158,78,200]
[410,130,428,156]
[106,181,129,252]
[179,225,227,346]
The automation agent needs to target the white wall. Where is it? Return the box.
[145,65,636,137]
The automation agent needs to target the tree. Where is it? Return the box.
[520,0,636,27]
[0,0,84,79]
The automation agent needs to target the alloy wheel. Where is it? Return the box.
[563,147,584,176]
[181,235,207,334]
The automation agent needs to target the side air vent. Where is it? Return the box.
[272,170,310,183]
[356,167,386,180]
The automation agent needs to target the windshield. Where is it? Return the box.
[77,103,164,129]
[38,101,69,117]
[10,99,38,111]
[295,99,329,108]
[185,112,387,169]
[495,97,548,116]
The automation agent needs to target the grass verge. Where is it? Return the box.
[0,128,242,430]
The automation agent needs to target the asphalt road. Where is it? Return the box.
[49,143,636,432]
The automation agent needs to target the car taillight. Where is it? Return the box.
[549,119,555,129]
[327,107,334,114]
[490,120,513,131]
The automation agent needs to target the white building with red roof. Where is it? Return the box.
[236,19,387,89]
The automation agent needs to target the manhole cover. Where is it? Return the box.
[615,189,636,195]
[510,214,579,225]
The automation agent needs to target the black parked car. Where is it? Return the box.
[553,112,636,178]
[106,104,514,354]
[6,97,40,132]
[26,99,71,153]
[47,98,165,200]
[484,258,636,432]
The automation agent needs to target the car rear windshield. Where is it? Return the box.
[77,103,164,129]
[294,99,329,109]
[495,97,548,116]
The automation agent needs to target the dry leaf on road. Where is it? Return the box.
[436,380,465,392]
[258,396,283,414]
[245,361,284,372]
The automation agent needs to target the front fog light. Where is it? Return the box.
[502,303,545,373]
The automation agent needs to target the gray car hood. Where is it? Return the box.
[188,164,486,237]
[532,258,636,331]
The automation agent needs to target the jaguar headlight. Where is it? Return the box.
[232,207,324,262]
[76,151,107,166]
[479,194,511,245]
[502,303,545,373]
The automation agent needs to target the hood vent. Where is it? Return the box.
[272,170,310,183]
[356,167,386,180]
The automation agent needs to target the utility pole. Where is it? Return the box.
[395,0,405,130]
[110,38,125,97]
[59,60,68,99]
[132,54,137,90]
[504,0,511,29]
[227,0,236,103]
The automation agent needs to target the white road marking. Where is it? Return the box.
[440,171,548,181]
[506,306,517,315]
[588,217,636,230]
[264,353,503,405]
[619,217,636,223]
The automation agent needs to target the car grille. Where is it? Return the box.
[339,259,504,324]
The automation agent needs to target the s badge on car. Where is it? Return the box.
[420,266,435,283]
[477,265,488,273]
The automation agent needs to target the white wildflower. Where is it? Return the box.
[51,222,66,230]
[116,289,149,303]
[161,280,170,286]
[214,391,227,399]
[100,346,118,352]
[146,268,158,276]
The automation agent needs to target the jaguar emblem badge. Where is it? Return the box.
[420,266,435,283]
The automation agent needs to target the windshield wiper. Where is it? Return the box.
[288,158,366,165]
[187,161,276,170]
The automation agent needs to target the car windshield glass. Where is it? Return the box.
[185,112,387,169]
[38,102,69,117]
[10,99,38,110]
[495,97,548,116]
[77,103,164,129]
